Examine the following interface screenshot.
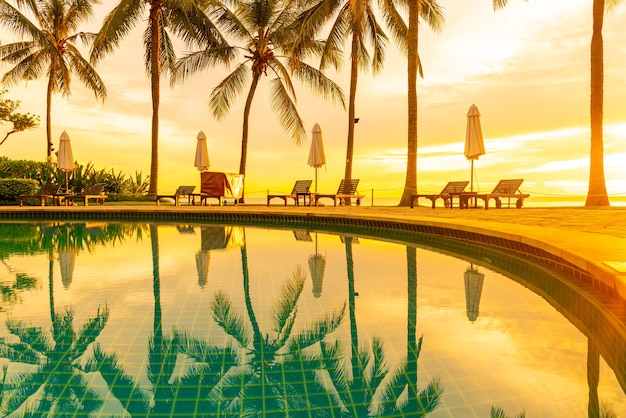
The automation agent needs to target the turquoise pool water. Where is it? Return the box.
[0,220,624,417]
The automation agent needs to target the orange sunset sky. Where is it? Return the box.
[1,0,625,202]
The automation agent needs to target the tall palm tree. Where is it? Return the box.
[295,0,395,205]
[0,306,109,415]
[397,0,444,206]
[90,0,227,195]
[493,0,618,206]
[174,0,345,203]
[0,0,107,161]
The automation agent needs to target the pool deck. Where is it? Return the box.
[3,204,626,299]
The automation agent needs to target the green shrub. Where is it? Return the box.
[0,178,38,203]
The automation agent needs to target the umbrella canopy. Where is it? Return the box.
[464,104,485,192]
[196,250,210,288]
[57,131,75,192]
[308,254,326,298]
[58,250,77,289]
[308,123,325,193]
[463,266,485,322]
[194,130,210,172]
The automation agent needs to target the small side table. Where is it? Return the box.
[296,192,314,206]
[459,192,478,209]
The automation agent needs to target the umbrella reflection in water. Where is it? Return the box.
[464,264,485,322]
[196,225,244,287]
[308,232,326,298]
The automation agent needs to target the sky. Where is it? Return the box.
[1,0,625,202]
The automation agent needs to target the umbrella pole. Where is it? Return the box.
[65,172,69,194]
[315,167,318,194]
[470,160,474,192]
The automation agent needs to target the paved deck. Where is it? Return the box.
[3,204,625,299]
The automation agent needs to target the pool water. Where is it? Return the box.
[0,221,624,417]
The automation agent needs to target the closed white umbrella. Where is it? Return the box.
[194,130,210,172]
[58,250,77,289]
[464,104,485,192]
[57,131,74,192]
[308,123,325,194]
[308,233,325,298]
[463,265,485,322]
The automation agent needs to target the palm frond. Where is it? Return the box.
[1,370,45,415]
[288,59,345,108]
[165,0,227,49]
[209,63,249,120]
[91,344,151,415]
[64,0,97,33]
[319,4,350,70]
[212,290,250,347]
[72,305,109,356]
[90,0,144,64]
[0,48,48,86]
[5,320,51,354]
[0,1,47,44]
[420,0,445,33]
[416,377,444,415]
[377,0,407,52]
[272,266,305,336]
[66,44,107,101]
[368,337,388,393]
[364,4,388,74]
[377,361,407,415]
[289,302,345,351]
[268,76,306,143]
[172,46,236,86]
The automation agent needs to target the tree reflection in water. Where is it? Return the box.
[0,306,109,415]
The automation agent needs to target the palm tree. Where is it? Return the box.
[493,0,618,206]
[0,0,107,161]
[89,223,237,416]
[397,0,444,206]
[210,239,346,414]
[90,0,227,195]
[0,306,109,415]
[174,0,345,203]
[377,246,443,416]
[297,0,397,205]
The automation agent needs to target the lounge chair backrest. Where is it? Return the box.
[337,179,360,194]
[175,185,196,195]
[491,179,524,194]
[83,184,105,195]
[291,180,312,195]
[39,184,60,195]
[441,181,469,194]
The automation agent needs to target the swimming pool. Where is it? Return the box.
[0,220,624,417]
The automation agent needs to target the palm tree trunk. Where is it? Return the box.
[46,72,54,162]
[399,1,419,207]
[587,339,600,418]
[48,251,56,325]
[405,246,418,408]
[238,74,261,204]
[344,36,359,206]
[148,5,162,196]
[586,0,609,207]
[149,224,168,413]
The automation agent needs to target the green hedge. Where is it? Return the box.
[0,178,38,203]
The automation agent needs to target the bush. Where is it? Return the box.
[0,178,38,203]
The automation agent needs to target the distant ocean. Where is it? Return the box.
[246,195,626,207]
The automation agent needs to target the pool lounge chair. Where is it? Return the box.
[410,181,470,208]
[156,185,196,206]
[314,179,365,206]
[267,180,313,206]
[65,184,107,206]
[472,179,530,209]
[19,184,63,206]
